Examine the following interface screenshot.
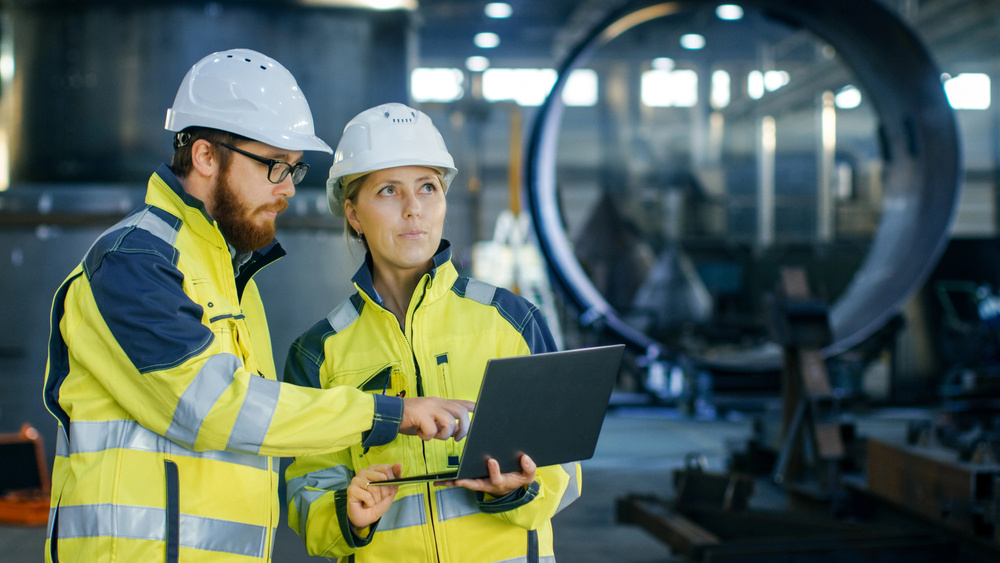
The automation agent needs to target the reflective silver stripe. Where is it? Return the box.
[493,557,555,563]
[294,490,324,538]
[136,209,180,247]
[106,207,178,247]
[287,466,354,537]
[67,419,268,470]
[436,486,478,521]
[56,427,68,457]
[465,279,497,305]
[56,503,267,558]
[167,353,243,449]
[327,299,360,332]
[555,463,580,514]
[58,504,161,541]
[46,507,56,540]
[287,466,353,502]
[227,375,280,454]
[182,513,266,558]
[88,208,179,256]
[379,493,426,531]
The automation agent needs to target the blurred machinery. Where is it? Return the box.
[525,0,960,391]
[0,423,49,526]
[617,269,1000,562]
[520,0,998,561]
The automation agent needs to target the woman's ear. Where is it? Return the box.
[345,200,362,235]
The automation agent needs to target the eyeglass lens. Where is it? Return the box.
[267,163,309,185]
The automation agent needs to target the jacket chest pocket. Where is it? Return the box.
[213,314,257,370]
[347,363,412,464]
[357,363,406,397]
[194,283,253,365]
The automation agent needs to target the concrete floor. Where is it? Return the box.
[0,403,941,562]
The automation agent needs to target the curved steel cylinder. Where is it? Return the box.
[525,0,961,369]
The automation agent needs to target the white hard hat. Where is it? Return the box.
[327,103,457,216]
[165,48,332,153]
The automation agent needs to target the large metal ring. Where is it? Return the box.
[525,0,960,369]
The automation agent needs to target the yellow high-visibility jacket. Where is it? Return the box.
[284,243,581,563]
[42,164,402,563]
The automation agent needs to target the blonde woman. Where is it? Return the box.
[284,103,580,562]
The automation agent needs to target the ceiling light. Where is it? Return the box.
[651,57,675,71]
[474,32,500,49]
[298,0,416,8]
[485,2,512,18]
[835,85,862,109]
[466,56,490,72]
[716,4,744,21]
[679,34,705,50]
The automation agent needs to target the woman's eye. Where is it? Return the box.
[421,183,437,193]
[378,185,395,195]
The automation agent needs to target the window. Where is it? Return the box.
[563,69,598,107]
[944,73,991,110]
[411,68,464,102]
[711,70,730,109]
[642,69,698,107]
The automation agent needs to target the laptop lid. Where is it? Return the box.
[375,344,625,485]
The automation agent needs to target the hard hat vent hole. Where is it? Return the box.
[392,118,414,123]
[260,66,266,70]
[244,58,251,62]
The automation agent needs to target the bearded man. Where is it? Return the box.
[41,49,473,563]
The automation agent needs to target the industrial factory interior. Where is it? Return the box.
[1,0,1000,561]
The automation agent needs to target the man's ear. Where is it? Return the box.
[190,139,218,179]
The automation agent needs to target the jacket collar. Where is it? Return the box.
[146,164,286,289]
[352,240,456,308]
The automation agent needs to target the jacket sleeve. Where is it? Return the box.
[284,447,370,558]
[68,243,399,457]
[476,295,582,528]
[478,462,581,530]
[284,336,373,558]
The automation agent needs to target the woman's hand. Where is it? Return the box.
[442,454,536,498]
[347,463,402,531]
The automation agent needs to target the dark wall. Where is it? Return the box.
[0,1,414,470]
[5,1,410,186]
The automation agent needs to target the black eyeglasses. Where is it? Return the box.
[219,143,309,185]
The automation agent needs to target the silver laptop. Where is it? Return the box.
[374,344,625,485]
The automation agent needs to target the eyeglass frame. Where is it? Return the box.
[218,142,310,185]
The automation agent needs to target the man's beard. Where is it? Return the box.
[212,172,288,253]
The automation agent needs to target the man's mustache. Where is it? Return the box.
[259,198,289,215]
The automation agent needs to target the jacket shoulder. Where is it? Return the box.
[284,293,366,388]
[83,206,183,278]
[450,277,556,354]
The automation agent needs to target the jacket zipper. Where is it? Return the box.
[403,278,442,562]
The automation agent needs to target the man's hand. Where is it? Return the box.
[400,397,475,441]
[347,463,401,531]
[440,454,537,498]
